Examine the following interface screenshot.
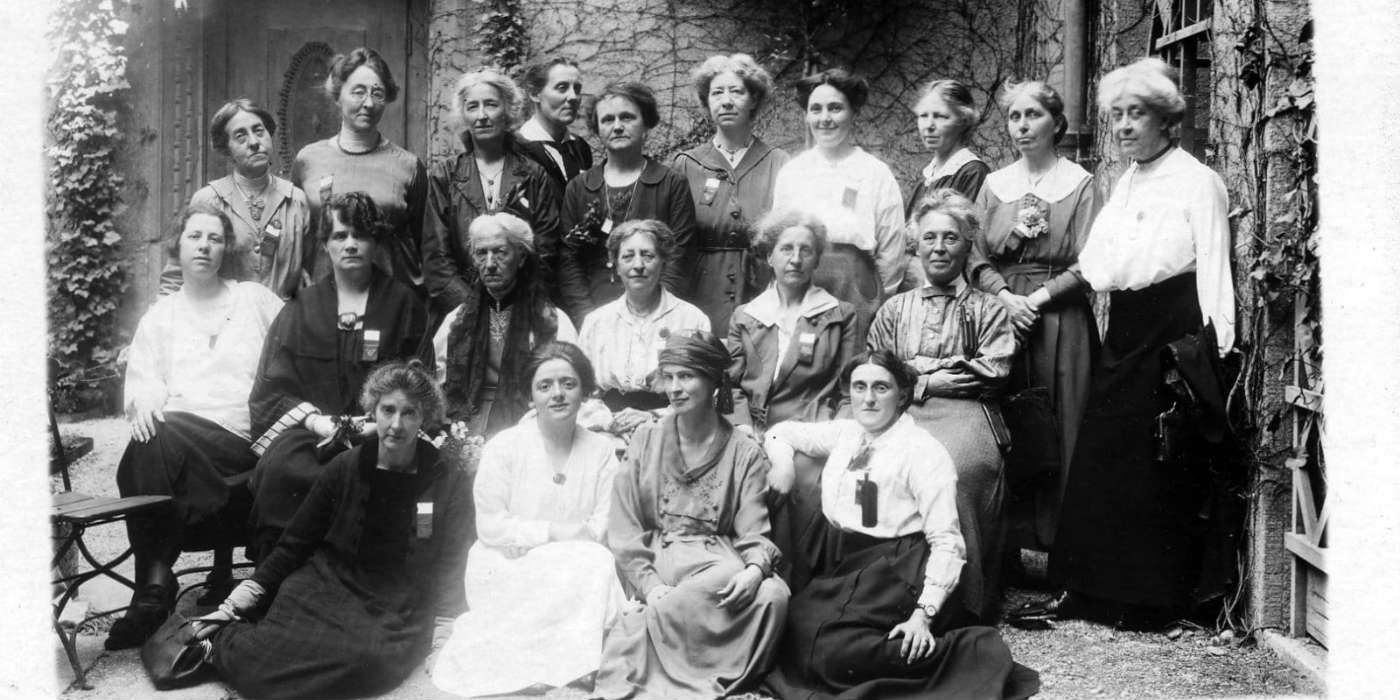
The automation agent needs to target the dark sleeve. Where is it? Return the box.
[422,160,472,311]
[950,161,991,201]
[724,315,752,428]
[524,166,574,306]
[660,171,699,299]
[394,290,431,364]
[825,304,860,415]
[430,466,473,619]
[250,457,345,589]
[968,186,1010,295]
[556,177,595,324]
[290,155,320,277]
[406,157,430,267]
[248,302,318,450]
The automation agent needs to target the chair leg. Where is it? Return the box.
[54,614,90,690]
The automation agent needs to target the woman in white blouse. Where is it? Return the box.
[1042,57,1236,630]
[761,350,1039,700]
[431,341,624,696]
[577,219,710,437]
[105,204,284,650]
[772,68,905,340]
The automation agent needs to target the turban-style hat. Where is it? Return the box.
[656,330,734,415]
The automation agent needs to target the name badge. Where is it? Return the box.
[601,218,614,234]
[841,186,858,209]
[416,502,434,538]
[259,219,282,255]
[701,177,721,205]
[797,331,817,365]
[361,329,381,362]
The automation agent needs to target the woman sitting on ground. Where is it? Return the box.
[866,188,1016,625]
[431,341,625,697]
[595,331,790,699]
[247,192,428,558]
[577,219,710,439]
[104,204,285,650]
[193,360,470,700]
[761,350,1040,700]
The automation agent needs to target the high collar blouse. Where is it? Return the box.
[576,290,711,393]
[1077,146,1235,351]
[765,413,965,611]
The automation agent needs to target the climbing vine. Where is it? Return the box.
[46,0,131,411]
[477,0,530,75]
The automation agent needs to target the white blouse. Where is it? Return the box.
[474,420,620,548]
[123,280,284,439]
[576,290,711,393]
[764,414,965,612]
[1077,147,1236,351]
[772,147,907,297]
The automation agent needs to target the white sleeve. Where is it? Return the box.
[905,441,966,610]
[584,445,620,543]
[473,434,552,548]
[432,305,462,386]
[764,418,845,459]
[555,308,578,344]
[872,166,909,298]
[122,304,169,416]
[1192,170,1236,354]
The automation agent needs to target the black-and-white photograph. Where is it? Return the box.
[12,0,1399,697]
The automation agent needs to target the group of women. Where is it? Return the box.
[102,42,1236,700]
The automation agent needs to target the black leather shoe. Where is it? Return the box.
[104,584,173,650]
[1006,590,1081,629]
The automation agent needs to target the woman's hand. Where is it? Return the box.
[716,564,765,611]
[610,408,654,435]
[645,584,675,606]
[128,401,165,443]
[921,369,981,399]
[887,609,937,664]
[190,608,235,641]
[548,522,590,542]
[997,290,1040,337]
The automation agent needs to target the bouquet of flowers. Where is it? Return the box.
[563,199,608,249]
[435,420,487,474]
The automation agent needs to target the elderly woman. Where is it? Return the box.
[907,79,989,213]
[970,80,1100,562]
[672,53,791,333]
[558,82,699,324]
[161,99,311,299]
[773,68,905,340]
[247,192,428,559]
[867,189,1016,625]
[595,332,790,699]
[762,350,1040,700]
[431,342,625,697]
[1042,58,1236,629]
[293,47,427,287]
[103,205,284,649]
[516,58,591,191]
[423,66,573,321]
[433,212,577,440]
[577,219,710,435]
[193,360,470,700]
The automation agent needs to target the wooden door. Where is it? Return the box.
[201,0,428,180]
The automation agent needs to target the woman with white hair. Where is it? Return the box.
[1035,57,1236,630]
[433,212,577,440]
[672,53,791,333]
[423,66,577,322]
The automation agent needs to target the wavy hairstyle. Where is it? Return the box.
[360,359,446,430]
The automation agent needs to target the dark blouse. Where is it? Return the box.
[906,160,991,219]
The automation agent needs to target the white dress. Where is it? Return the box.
[431,420,625,697]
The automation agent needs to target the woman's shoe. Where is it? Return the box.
[104,584,173,650]
[1005,590,1079,629]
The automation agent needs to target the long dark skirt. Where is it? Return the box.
[211,552,428,699]
[1000,264,1098,549]
[764,529,1039,700]
[115,412,255,553]
[1051,272,1229,610]
[813,243,880,344]
[248,428,330,557]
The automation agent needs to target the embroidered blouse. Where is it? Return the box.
[577,290,711,394]
[1077,147,1235,352]
[764,414,965,612]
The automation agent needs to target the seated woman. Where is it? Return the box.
[433,212,577,440]
[248,192,428,558]
[431,341,625,697]
[725,208,857,587]
[761,350,1039,700]
[104,204,285,649]
[866,189,1016,624]
[193,360,469,700]
[595,332,790,699]
[577,219,710,437]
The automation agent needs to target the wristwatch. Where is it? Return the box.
[919,604,939,621]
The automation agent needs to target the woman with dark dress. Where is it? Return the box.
[970,80,1101,564]
[104,205,284,649]
[193,360,470,700]
[422,66,573,322]
[1039,58,1236,629]
[866,189,1017,625]
[247,192,428,559]
[515,58,592,192]
[292,48,428,288]
[672,53,791,333]
[761,350,1039,700]
[558,82,699,324]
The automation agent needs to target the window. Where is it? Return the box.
[1150,0,1213,160]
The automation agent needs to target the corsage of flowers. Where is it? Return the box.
[563,199,608,248]
[1007,195,1049,252]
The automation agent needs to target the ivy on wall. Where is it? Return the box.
[477,0,530,75]
[46,0,131,410]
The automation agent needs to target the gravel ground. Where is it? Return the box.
[52,416,1324,698]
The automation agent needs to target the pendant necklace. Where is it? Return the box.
[477,157,506,209]
[234,176,270,223]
